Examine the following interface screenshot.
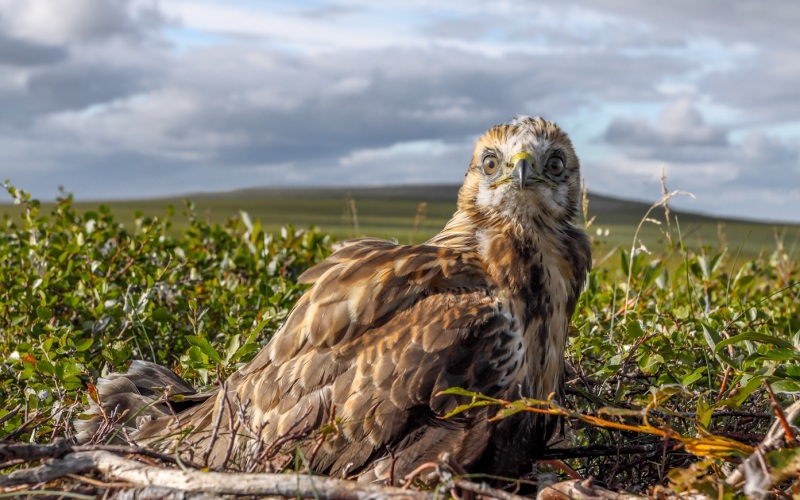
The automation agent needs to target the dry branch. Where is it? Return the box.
[536,478,642,500]
[0,439,73,462]
[1,451,97,486]
[451,478,529,500]
[112,486,223,500]
[0,440,202,469]
[1,449,433,499]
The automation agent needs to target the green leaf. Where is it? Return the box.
[37,359,54,375]
[719,376,765,408]
[186,336,222,364]
[626,320,645,341]
[228,342,259,364]
[674,305,690,320]
[437,387,502,403]
[224,334,241,363]
[681,366,707,387]
[714,332,795,353]
[152,307,171,322]
[695,393,714,428]
[638,353,664,375]
[441,399,500,419]
[493,401,534,420]
[102,341,133,367]
[187,345,206,364]
[648,385,688,407]
[75,338,94,352]
[702,324,721,351]
[620,248,630,277]
[770,379,800,394]
[36,306,53,320]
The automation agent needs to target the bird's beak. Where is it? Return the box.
[513,152,530,188]
[509,152,554,189]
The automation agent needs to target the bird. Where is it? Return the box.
[75,116,592,484]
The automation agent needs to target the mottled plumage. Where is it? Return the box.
[75,116,592,483]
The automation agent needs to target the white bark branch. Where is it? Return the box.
[1,450,433,499]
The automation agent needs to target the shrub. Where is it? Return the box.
[0,183,330,442]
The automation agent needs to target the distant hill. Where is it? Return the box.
[188,184,733,225]
[3,184,797,257]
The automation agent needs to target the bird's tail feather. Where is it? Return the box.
[74,360,197,445]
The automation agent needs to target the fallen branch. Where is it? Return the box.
[451,478,529,500]
[1,450,433,499]
[1,451,97,486]
[0,439,73,463]
[0,440,202,469]
[536,478,644,500]
[111,485,228,499]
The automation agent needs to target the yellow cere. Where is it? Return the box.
[509,151,534,165]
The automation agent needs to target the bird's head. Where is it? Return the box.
[458,116,582,233]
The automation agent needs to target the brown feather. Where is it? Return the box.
[77,116,592,484]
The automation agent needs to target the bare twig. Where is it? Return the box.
[0,405,21,426]
[4,411,42,440]
[259,406,313,464]
[764,381,795,442]
[75,444,204,469]
[439,453,472,500]
[623,186,694,320]
[402,462,438,489]
[220,386,239,469]
[537,459,582,480]
[308,405,337,470]
[202,380,227,468]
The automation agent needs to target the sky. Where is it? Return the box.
[0,0,799,222]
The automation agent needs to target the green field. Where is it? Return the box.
[2,184,798,260]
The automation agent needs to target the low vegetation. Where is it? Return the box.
[1,181,798,498]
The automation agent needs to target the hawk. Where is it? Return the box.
[76,116,592,483]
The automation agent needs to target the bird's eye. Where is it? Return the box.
[482,155,499,175]
[546,156,565,176]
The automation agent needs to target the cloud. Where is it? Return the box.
[0,0,798,223]
[0,0,166,45]
[337,139,470,185]
[595,98,800,220]
[30,43,686,175]
[736,132,800,188]
[560,0,800,127]
[702,49,800,124]
[0,32,67,66]
[563,0,800,46]
[604,98,727,148]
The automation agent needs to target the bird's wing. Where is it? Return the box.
[261,237,490,364]
[220,239,520,478]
